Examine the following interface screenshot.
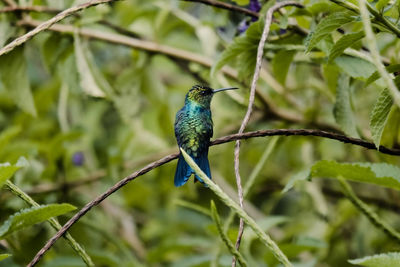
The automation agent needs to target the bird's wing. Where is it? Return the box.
[174,109,212,158]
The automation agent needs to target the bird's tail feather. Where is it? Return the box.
[194,154,211,185]
[174,153,211,187]
[174,154,192,187]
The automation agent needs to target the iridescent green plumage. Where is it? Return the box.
[174,85,238,186]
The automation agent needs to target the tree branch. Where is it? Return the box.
[182,0,259,18]
[232,2,303,265]
[28,128,400,266]
[0,0,117,57]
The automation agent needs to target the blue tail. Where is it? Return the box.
[174,153,211,187]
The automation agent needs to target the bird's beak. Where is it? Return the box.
[212,87,239,93]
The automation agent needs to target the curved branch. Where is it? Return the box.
[0,0,117,57]
[28,128,400,266]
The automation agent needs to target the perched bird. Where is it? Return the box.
[174,85,238,187]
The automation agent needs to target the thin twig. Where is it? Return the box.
[232,2,303,266]
[27,128,400,266]
[0,0,117,57]
[182,0,259,18]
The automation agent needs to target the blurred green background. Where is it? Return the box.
[1,0,400,266]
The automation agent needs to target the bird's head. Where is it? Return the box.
[185,85,238,107]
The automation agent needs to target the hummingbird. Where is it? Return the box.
[174,85,238,187]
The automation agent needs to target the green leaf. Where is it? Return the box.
[310,160,400,190]
[333,74,359,137]
[74,33,106,97]
[0,203,76,239]
[380,106,400,147]
[231,0,249,5]
[0,254,11,261]
[334,56,376,79]
[376,0,391,11]
[349,252,400,267]
[282,169,310,193]
[365,64,400,86]
[0,46,37,116]
[370,88,393,148]
[0,157,27,188]
[212,20,261,80]
[272,50,296,85]
[328,31,365,62]
[306,12,355,52]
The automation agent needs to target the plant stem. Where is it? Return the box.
[181,149,292,267]
[357,0,400,109]
[337,177,400,243]
[5,181,94,267]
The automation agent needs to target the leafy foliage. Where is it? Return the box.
[306,12,355,52]
[310,160,400,190]
[328,31,365,62]
[0,204,76,239]
[0,47,36,116]
[212,20,262,80]
[0,0,400,266]
[349,252,400,267]
[370,88,393,147]
[0,254,10,262]
[333,74,359,137]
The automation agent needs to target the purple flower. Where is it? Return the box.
[72,151,84,166]
[249,0,261,13]
[237,20,250,34]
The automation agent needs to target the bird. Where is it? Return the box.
[174,85,238,187]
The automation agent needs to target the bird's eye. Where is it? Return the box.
[200,91,206,95]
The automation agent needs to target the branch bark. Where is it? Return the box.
[28,128,400,266]
[182,0,259,18]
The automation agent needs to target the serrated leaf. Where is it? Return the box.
[370,88,393,148]
[0,203,76,239]
[333,74,359,137]
[310,160,400,190]
[365,64,400,86]
[349,252,400,267]
[0,254,10,261]
[328,31,365,62]
[335,56,376,79]
[306,12,355,52]
[74,32,106,97]
[0,46,37,116]
[272,50,296,85]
